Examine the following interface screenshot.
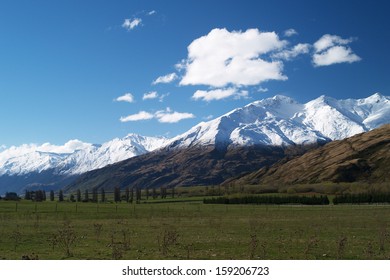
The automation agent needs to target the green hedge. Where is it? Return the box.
[203,195,329,205]
[333,193,390,204]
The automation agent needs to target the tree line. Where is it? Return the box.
[203,195,330,205]
[333,193,390,204]
[21,186,175,203]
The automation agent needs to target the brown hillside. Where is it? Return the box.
[234,124,390,185]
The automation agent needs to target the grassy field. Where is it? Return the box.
[0,199,390,260]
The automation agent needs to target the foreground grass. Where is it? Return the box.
[0,200,390,260]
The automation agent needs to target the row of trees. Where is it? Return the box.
[333,193,390,204]
[22,186,175,203]
[203,195,330,205]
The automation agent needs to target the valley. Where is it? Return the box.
[1,195,390,260]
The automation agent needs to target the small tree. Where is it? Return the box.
[152,188,157,199]
[58,190,64,202]
[76,189,81,202]
[125,187,130,203]
[136,188,141,203]
[100,188,105,202]
[160,187,167,199]
[114,187,121,203]
[130,188,134,204]
[84,190,89,202]
[50,190,55,201]
[92,188,98,203]
[35,190,43,202]
[25,190,31,200]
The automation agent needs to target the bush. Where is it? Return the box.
[4,192,20,201]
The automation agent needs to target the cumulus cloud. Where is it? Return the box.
[179,28,288,88]
[284,28,298,37]
[143,91,158,100]
[313,46,361,66]
[122,18,142,31]
[155,108,195,123]
[152,73,178,85]
[120,111,154,122]
[272,43,311,60]
[313,34,354,53]
[115,93,135,103]
[120,108,195,123]
[142,91,169,102]
[312,34,361,66]
[192,88,248,101]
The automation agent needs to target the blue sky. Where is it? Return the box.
[0,0,389,147]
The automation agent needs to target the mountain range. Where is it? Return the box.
[0,92,389,194]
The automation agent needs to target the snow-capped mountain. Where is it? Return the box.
[0,92,389,193]
[0,134,170,176]
[168,93,390,148]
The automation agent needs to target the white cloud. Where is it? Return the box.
[257,86,268,93]
[148,10,156,15]
[313,34,354,53]
[152,73,178,85]
[313,45,361,66]
[180,28,288,88]
[143,91,158,100]
[120,108,195,123]
[155,108,195,123]
[120,111,154,122]
[284,28,298,37]
[115,93,135,103]
[192,88,250,102]
[122,18,142,31]
[158,93,169,102]
[39,140,93,154]
[312,34,361,66]
[142,91,169,102]
[272,43,311,60]
[203,115,214,121]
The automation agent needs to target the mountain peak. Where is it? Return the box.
[362,92,387,103]
[249,94,297,108]
[170,93,390,148]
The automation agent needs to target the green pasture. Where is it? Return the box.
[0,199,390,260]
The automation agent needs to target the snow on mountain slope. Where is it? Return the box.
[0,93,389,178]
[58,134,170,175]
[0,135,170,176]
[168,93,390,148]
